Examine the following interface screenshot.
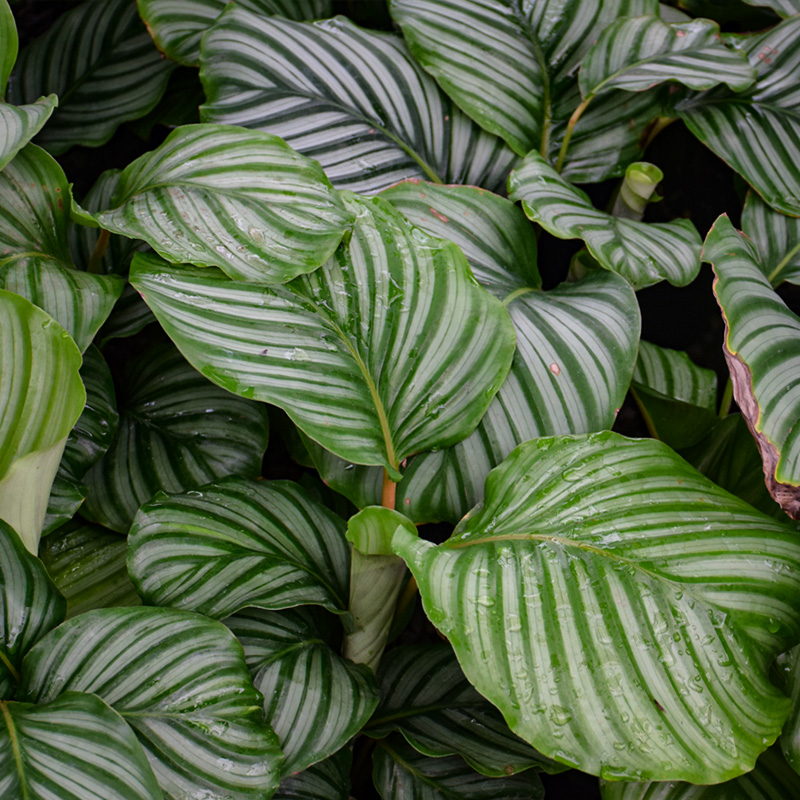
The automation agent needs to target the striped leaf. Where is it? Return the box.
[704,215,800,518]
[7,0,174,154]
[0,692,162,800]
[227,607,379,776]
[82,342,269,533]
[140,0,332,66]
[600,746,800,799]
[130,194,515,478]
[742,0,800,16]
[677,17,800,216]
[97,285,156,345]
[0,145,123,351]
[366,644,564,777]
[0,291,85,553]
[274,749,351,800]
[199,10,517,195]
[579,16,755,99]
[0,96,57,171]
[372,736,544,800]
[0,0,16,96]
[778,645,800,777]
[509,150,702,290]
[0,519,65,700]
[129,477,350,617]
[19,607,283,799]
[39,520,140,619]
[309,270,639,523]
[741,191,800,287]
[393,432,800,782]
[89,124,354,284]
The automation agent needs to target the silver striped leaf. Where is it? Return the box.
[704,215,800,518]
[0,0,16,95]
[579,16,755,99]
[19,607,283,799]
[677,17,800,216]
[130,193,516,479]
[367,644,564,777]
[97,285,156,345]
[7,0,174,154]
[39,519,140,618]
[226,607,379,776]
[0,96,56,171]
[509,150,702,290]
[90,124,354,284]
[140,0,332,66]
[372,736,544,800]
[128,478,350,618]
[0,519,65,700]
[273,749,351,800]
[393,432,800,782]
[741,191,800,287]
[741,0,800,16]
[0,145,124,351]
[81,342,269,533]
[0,692,162,800]
[199,10,517,195]
[600,746,800,799]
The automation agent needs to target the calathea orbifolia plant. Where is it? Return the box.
[4,0,800,797]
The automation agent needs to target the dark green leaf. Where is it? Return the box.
[273,749,352,800]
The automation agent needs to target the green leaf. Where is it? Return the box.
[367,644,564,777]
[393,432,800,782]
[89,123,354,284]
[227,607,379,776]
[273,749,352,800]
[508,150,702,290]
[129,477,350,617]
[0,291,85,552]
[199,10,517,194]
[0,692,162,800]
[372,736,544,800]
[0,96,57,171]
[704,214,800,518]
[82,342,269,533]
[19,607,283,800]
[130,193,515,478]
[140,0,332,66]
[778,645,800,777]
[0,0,17,97]
[98,285,156,345]
[7,0,174,154]
[39,520,140,618]
[677,17,800,216]
[741,0,800,17]
[579,16,755,99]
[0,145,123,351]
[0,519,65,699]
[741,191,800,287]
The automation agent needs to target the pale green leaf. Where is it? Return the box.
[741,191,800,287]
[0,96,56,171]
[273,749,351,800]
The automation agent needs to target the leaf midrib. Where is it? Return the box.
[366,699,487,728]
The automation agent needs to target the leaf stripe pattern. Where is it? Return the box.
[273,749,352,800]
[741,191,800,287]
[509,150,702,290]
[742,0,800,17]
[199,10,517,195]
[394,433,800,782]
[8,0,174,154]
[0,96,56,171]
[633,340,717,410]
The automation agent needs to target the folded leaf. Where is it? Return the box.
[741,191,800,287]
[0,96,57,171]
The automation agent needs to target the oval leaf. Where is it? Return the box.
[393,432,800,782]
[0,96,57,171]
[741,190,800,287]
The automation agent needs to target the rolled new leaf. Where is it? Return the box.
[393,432,800,782]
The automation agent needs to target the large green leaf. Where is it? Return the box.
[0,145,123,351]
[140,0,332,66]
[130,193,515,479]
[7,0,174,154]
[0,0,16,97]
[508,150,702,290]
[227,607,379,775]
[19,607,283,799]
[88,124,354,284]
[367,644,563,777]
[273,749,351,800]
[129,478,350,617]
[373,736,544,800]
[741,191,800,287]
[0,520,65,700]
[393,432,800,782]
[0,96,57,171]
[778,645,800,777]
[677,17,800,216]
[0,291,85,552]
[741,0,800,17]
[704,214,800,518]
[0,692,162,800]
[199,10,517,195]
[82,342,269,532]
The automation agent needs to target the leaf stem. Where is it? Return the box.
[555,97,591,173]
[768,241,800,286]
[87,228,110,274]
[718,377,733,418]
[0,650,19,683]
[382,468,397,511]
[640,116,676,153]
[1,701,26,800]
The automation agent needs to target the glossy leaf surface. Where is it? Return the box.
[90,124,354,283]
[200,10,517,194]
[741,191,800,287]
[394,432,800,782]
[0,96,56,171]
[273,749,351,800]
